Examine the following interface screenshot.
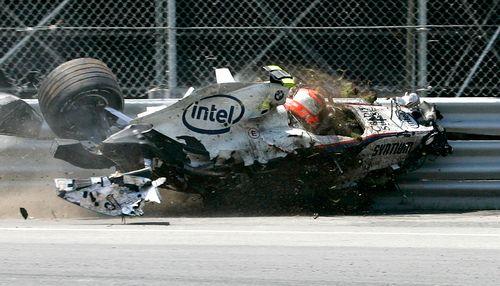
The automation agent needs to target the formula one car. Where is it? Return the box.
[36,58,451,216]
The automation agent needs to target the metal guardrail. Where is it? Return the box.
[401,140,500,181]
[402,141,499,190]
[5,97,500,212]
[372,139,500,211]
[377,97,500,136]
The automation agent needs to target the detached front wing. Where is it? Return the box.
[55,171,165,216]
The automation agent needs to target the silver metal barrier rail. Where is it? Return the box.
[376,97,500,136]
[371,140,500,211]
[401,140,500,181]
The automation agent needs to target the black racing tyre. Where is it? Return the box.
[38,58,124,141]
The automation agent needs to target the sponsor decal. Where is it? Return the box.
[357,106,390,131]
[372,141,414,156]
[274,90,285,101]
[398,111,419,128]
[247,128,260,139]
[182,94,245,135]
[104,202,116,210]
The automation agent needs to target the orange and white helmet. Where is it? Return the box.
[285,88,325,127]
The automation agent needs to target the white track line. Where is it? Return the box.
[0,227,499,237]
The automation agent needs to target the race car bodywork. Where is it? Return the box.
[48,64,451,216]
[0,92,43,138]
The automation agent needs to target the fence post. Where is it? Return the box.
[154,0,166,91]
[168,0,178,97]
[405,0,416,92]
[417,0,428,97]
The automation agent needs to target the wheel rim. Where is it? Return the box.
[59,92,115,142]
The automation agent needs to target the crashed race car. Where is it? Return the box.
[32,58,451,216]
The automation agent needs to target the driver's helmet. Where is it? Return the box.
[285,88,326,128]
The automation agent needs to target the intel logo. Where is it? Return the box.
[182,94,245,134]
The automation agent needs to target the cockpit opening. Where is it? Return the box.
[285,88,364,137]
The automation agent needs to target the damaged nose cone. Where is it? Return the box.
[54,171,165,217]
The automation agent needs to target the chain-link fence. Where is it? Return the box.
[0,0,498,98]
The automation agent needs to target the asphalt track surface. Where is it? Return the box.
[1,212,500,285]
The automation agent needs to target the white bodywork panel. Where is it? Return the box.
[133,82,300,166]
[349,103,432,171]
[215,68,236,83]
[55,173,165,216]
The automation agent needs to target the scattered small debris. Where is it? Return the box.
[127,222,171,226]
[19,207,28,220]
[51,210,58,220]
